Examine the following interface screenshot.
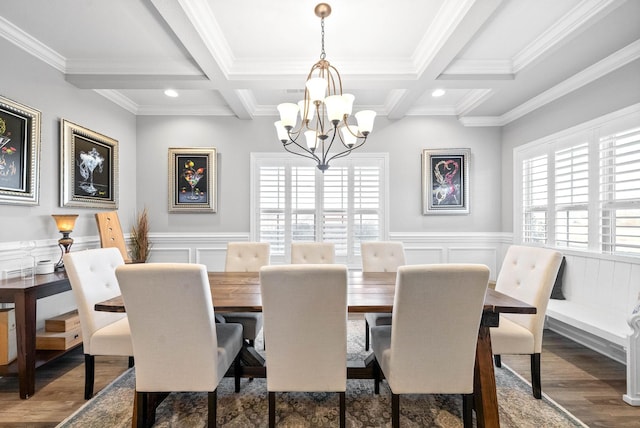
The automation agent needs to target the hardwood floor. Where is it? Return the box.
[0,330,638,427]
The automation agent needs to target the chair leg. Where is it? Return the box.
[128,356,135,368]
[234,354,242,393]
[208,390,217,428]
[462,393,473,428]
[84,354,95,399]
[391,393,400,428]
[135,391,148,428]
[494,354,501,367]
[365,319,370,351]
[531,353,542,399]
[339,391,346,428]
[269,391,276,428]
[373,358,381,394]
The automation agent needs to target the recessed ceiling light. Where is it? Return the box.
[431,89,446,98]
[164,89,179,98]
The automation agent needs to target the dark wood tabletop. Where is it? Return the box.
[95,271,535,316]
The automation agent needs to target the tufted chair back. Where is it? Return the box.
[64,247,127,355]
[361,241,406,272]
[495,245,563,353]
[224,242,270,272]
[290,242,335,264]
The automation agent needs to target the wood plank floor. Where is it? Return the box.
[0,330,638,427]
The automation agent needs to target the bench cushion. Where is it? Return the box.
[546,300,631,347]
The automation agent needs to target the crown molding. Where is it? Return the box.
[406,105,458,116]
[502,39,640,124]
[0,16,66,72]
[66,58,202,75]
[442,59,512,75]
[94,90,138,114]
[512,0,625,73]
[136,104,235,116]
[458,116,504,127]
[456,89,494,116]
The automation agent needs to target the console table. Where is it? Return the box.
[0,272,78,399]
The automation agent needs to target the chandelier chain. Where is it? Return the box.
[320,17,326,60]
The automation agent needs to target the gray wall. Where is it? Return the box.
[135,115,502,235]
[1,37,138,243]
[501,59,640,232]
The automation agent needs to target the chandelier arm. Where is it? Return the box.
[328,64,343,95]
[326,136,368,164]
[284,135,322,164]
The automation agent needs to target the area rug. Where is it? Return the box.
[58,321,587,427]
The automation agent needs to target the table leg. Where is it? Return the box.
[14,290,37,399]
[474,325,500,428]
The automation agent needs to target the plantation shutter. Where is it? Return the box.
[522,154,548,244]
[554,142,589,248]
[258,166,286,255]
[600,126,640,255]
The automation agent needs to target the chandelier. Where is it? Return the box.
[274,3,376,172]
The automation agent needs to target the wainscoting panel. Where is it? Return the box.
[147,247,192,264]
[195,247,228,270]
[448,247,498,279]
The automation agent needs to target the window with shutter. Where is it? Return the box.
[252,154,388,264]
[515,105,640,259]
[600,126,640,255]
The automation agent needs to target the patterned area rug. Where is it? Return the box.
[58,321,586,428]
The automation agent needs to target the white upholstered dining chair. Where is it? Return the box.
[290,241,335,264]
[63,247,133,399]
[115,263,243,428]
[370,264,489,428]
[260,264,348,428]
[222,242,270,346]
[361,241,406,351]
[490,245,563,399]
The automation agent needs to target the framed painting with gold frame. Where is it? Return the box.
[0,95,41,206]
[60,119,118,208]
[168,147,217,213]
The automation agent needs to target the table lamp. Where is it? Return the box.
[51,214,79,271]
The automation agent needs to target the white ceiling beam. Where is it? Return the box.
[387,0,505,120]
[150,0,252,119]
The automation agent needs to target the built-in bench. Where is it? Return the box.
[543,252,640,406]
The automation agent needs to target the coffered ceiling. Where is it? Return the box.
[1,0,638,125]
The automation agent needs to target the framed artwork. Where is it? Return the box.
[0,95,41,206]
[422,148,470,215]
[168,147,217,213]
[60,119,118,208]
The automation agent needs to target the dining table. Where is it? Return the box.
[96,271,535,428]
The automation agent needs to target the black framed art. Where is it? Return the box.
[168,147,217,213]
[0,95,41,206]
[60,119,118,208]
[422,148,470,215]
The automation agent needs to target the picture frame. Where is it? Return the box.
[168,147,217,213]
[422,148,470,215]
[60,119,118,208]
[0,95,41,206]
